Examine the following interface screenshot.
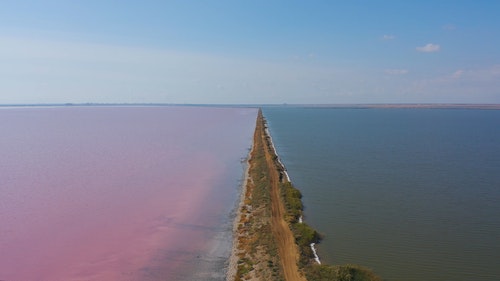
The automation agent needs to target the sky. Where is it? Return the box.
[1,0,500,104]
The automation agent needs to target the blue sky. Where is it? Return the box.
[1,1,499,104]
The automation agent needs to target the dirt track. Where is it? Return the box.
[257,112,307,281]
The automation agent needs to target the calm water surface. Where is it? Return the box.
[0,106,257,281]
[264,107,500,281]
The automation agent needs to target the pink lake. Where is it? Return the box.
[0,106,257,281]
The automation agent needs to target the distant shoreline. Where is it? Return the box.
[282,103,500,110]
[1,103,499,110]
[264,103,500,110]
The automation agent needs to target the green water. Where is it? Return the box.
[264,107,500,281]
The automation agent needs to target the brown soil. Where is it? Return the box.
[258,114,307,281]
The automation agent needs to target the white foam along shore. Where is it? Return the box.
[265,121,322,265]
[264,126,291,183]
[310,243,321,265]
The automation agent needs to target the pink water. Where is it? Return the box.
[0,106,257,281]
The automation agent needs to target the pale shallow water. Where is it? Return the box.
[264,107,500,281]
[0,106,257,281]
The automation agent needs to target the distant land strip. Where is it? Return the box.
[1,103,499,110]
[286,103,500,109]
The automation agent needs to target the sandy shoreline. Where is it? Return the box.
[226,144,254,281]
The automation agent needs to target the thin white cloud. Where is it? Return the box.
[437,66,500,83]
[442,24,456,30]
[460,65,500,81]
[431,70,466,83]
[382,35,395,40]
[2,35,498,104]
[451,70,464,79]
[0,35,361,104]
[385,69,408,75]
[416,43,440,52]
[420,65,500,90]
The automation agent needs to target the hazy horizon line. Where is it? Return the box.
[1,102,500,109]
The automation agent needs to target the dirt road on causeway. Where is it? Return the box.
[258,112,307,281]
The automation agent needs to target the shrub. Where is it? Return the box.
[305,264,382,281]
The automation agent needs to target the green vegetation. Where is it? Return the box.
[305,264,382,281]
[281,181,320,267]
[282,182,304,223]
